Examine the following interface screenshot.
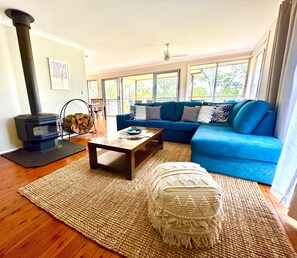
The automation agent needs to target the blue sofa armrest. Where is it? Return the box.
[116,114,130,130]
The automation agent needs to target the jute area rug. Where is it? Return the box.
[19,142,296,258]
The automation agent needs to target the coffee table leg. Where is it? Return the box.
[157,131,164,149]
[88,143,98,169]
[126,151,135,180]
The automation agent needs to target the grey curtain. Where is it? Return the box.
[274,0,297,141]
[265,0,291,110]
[270,0,297,218]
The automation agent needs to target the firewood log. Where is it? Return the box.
[63,113,94,134]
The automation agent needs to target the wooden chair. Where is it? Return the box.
[89,98,106,120]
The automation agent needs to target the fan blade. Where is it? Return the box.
[171,54,188,58]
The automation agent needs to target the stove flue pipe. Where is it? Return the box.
[5,9,41,115]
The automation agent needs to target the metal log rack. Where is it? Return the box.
[59,98,97,141]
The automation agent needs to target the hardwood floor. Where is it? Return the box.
[0,118,296,257]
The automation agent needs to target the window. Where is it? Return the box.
[122,74,153,113]
[87,80,98,101]
[103,78,120,116]
[249,50,265,99]
[156,71,179,102]
[103,70,180,115]
[189,60,249,102]
[189,64,216,101]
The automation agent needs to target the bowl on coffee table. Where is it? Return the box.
[126,128,142,135]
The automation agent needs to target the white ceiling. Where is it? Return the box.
[0,0,281,76]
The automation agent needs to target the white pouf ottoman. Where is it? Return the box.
[147,162,223,249]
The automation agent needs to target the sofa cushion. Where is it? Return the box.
[181,106,201,122]
[135,105,146,120]
[129,103,153,120]
[197,106,214,123]
[146,106,161,120]
[252,110,276,136]
[199,122,232,128]
[211,104,234,123]
[145,120,172,130]
[130,105,136,120]
[175,101,203,121]
[228,100,252,125]
[191,125,282,163]
[170,121,200,132]
[124,119,146,127]
[233,100,269,134]
[153,102,175,120]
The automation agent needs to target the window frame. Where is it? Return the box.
[248,46,266,99]
[87,80,99,102]
[189,59,250,102]
[102,69,180,115]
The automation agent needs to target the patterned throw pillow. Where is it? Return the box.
[146,106,161,120]
[181,106,201,122]
[211,104,233,123]
[129,105,136,120]
[130,105,136,120]
[135,105,146,120]
[197,103,233,123]
[130,105,147,120]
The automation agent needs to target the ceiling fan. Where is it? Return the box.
[163,43,188,61]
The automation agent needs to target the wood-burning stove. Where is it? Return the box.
[5,9,60,152]
[14,114,60,152]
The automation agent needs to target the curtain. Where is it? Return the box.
[288,184,297,220]
[274,0,297,141]
[271,69,297,207]
[270,0,297,209]
[265,0,291,110]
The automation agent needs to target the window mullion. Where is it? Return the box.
[213,63,219,102]
[190,74,194,100]
[153,73,157,102]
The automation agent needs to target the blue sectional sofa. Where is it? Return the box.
[116,100,283,185]
[117,101,204,143]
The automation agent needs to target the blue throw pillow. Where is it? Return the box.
[233,100,270,134]
[228,99,253,125]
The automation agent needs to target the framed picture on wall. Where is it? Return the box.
[48,58,70,90]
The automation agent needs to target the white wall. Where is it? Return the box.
[0,23,87,153]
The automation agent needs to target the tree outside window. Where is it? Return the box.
[156,72,178,102]
[189,60,249,102]
[103,70,180,115]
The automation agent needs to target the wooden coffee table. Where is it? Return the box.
[88,127,164,180]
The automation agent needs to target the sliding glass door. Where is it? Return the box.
[103,78,121,116]
[87,80,99,102]
[103,70,180,115]
[122,74,153,113]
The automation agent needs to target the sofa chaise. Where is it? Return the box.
[116,100,282,185]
